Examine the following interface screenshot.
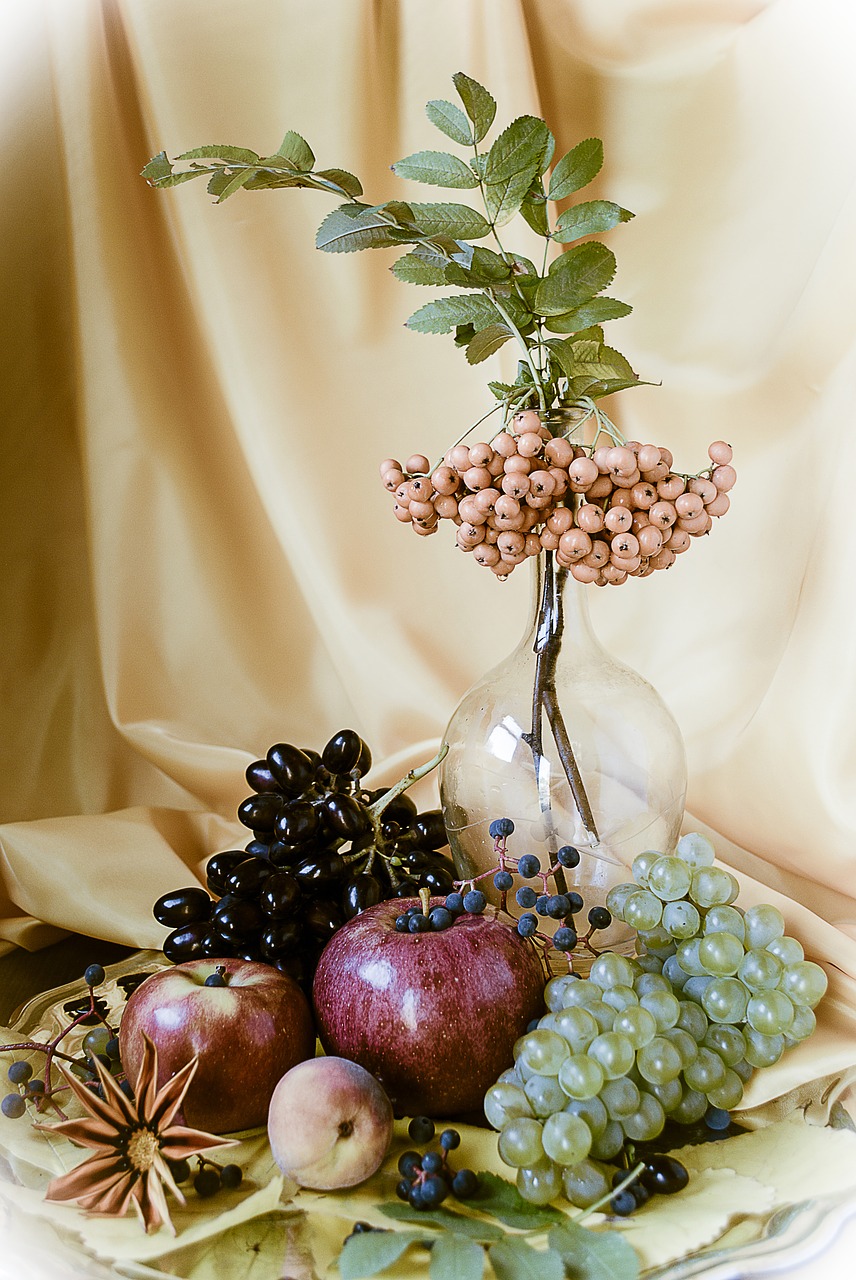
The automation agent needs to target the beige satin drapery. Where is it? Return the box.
[1,0,855,1111]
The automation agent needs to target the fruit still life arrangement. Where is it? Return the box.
[0,70,849,1280]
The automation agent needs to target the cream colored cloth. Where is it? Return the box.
[1,0,855,1110]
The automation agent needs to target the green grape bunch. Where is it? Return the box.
[484,832,828,1208]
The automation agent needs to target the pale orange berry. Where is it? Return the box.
[458,522,485,545]
[711,464,736,492]
[610,552,641,573]
[492,431,518,458]
[545,437,575,468]
[547,507,575,535]
[650,500,678,528]
[631,482,657,509]
[602,564,628,584]
[631,511,650,534]
[393,503,412,522]
[409,499,435,521]
[571,563,599,583]
[463,466,493,491]
[548,467,569,496]
[585,542,610,568]
[569,457,599,489]
[502,471,531,499]
[380,457,402,477]
[409,475,435,501]
[606,446,636,477]
[588,474,614,499]
[651,548,676,570]
[708,440,733,465]
[413,521,438,537]
[577,504,605,534]
[524,533,543,557]
[468,442,493,467]
[689,477,717,503]
[636,445,661,472]
[517,432,544,458]
[641,460,669,483]
[433,495,460,519]
[474,543,500,567]
[504,454,531,474]
[486,452,506,476]
[659,447,674,469]
[668,528,691,553]
[675,492,704,519]
[383,469,405,492]
[638,525,664,557]
[448,445,471,473]
[609,489,634,509]
[559,529,592,561]
[530,471,556,497]
[431,465,459,496]
[706,491,730,517]
[405,454,430,475]
[605,507,633,533]
[592,446,612,473]
[526,493,554,510]
[458,495,485,525]
[513,410,542,435]
[540,529,561,551]
[611,532,640,558]
[657,474,686,501]
[475,487,500,515]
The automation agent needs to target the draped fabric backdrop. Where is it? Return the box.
[1,0,855,1113]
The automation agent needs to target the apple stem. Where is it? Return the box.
[419,887,431,916]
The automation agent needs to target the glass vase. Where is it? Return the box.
[438,550,687,949]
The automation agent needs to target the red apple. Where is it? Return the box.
[267,1056,394,1189]
[119,958,315,1133]
[312,900,546,1117]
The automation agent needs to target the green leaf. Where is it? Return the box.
[391,251,449,286]
[141,152,203,187]
[426,99,473,146]
[406,294,501,334]
[315,167,363,198]
[520,179,550,237]
[454,323,477,347]
[244,170,314,190]
[533,242,617,316]
[430,1232,485,1280]
[444,246,512,288]
[316,204,408,253]
[466,1172,568,1230]
[489,1239,565,1280]
[470,154,487,179]
[175,144,261,165]
[546,338,636,383]
[548,138,604,201]
[452,72,497,143]
[553,200,635,243]
[272,130,315,171]
[379,1201,504,1242]
[548,1223,640,1280]
[488,380,516,398]
[483,116,552,226]
[406,202,492,240]
[339,1229,425,1280]
[466,324,513,363]
[544,297,632,332]
[392,151,480,189]
[215,167,258,202]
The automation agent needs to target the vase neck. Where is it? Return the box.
[525,551,598,653]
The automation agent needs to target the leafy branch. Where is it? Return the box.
[142,71,647,418]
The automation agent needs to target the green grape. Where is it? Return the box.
[701,977,749,1024]
[588,1032,635,1080]
[600,1077,641,1120]
[703,1024,746,1067]
[743,904,785,949]
[601,984,639,1012]
[647,855,693,902]
[766,936,804,965]
[82,1026,113,1059]
[590,953,637,990]
[683,1047,727,1093]
[698,932,744,977]
[780,961,828,1008]
[676,832,716,868]
[631,850,661,886]
[707,1068,745,1110]
[545,974,581,1012]
[516,1158,562,1205]
[484,1082,534,1129]
[517,1029,570,1076]
[558,979,602,1010]
[663,955,691,991]
[672,1086,708,1124]
[612,1005,658,1049]
[683,975,714,1002]
[496,1067,523,1086]
[676,939,707,977]
[691,866,739,909]
[663,900,701,940]
[661,1027,700,1068]
[634,972,672,997]
[637,1037,683,1085]
[647,1076,683,1112]
[637,925,676,958]
[640,990,681,1031]
[558,1054,605,1101]
[787,1004,816,1042]
[677,1000,710,1043]
[552,1006,599,1053]
[590,1119,624,1160]
[587,1000,618,1034]
[525,1073,569,1118]
[542,1111,593,1166]
[562,1158,612,1208]
[732,1058,754,1082]
[624,890,663,930]
[498,1117,545,1167]
[563,1094,609,1139]
[743,1028,785,1069]
[746,991,795,1035]
[621,1091,666,1142]
[737,948,783,992]
[635,953,666,974]
[704,905,746,943]
[606,882,638,920]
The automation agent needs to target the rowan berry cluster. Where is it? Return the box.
[380,410,735,584]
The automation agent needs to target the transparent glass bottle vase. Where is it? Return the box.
[439,551,687,949]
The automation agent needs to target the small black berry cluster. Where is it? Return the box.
[395,1117,479,1210]
[168,1154,243,1199]
[609,1153,688,1216]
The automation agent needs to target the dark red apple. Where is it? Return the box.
[119,958,315,1133]
[312,900,546,1116]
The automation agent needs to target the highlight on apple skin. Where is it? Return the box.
[119,957,315,1133]
[311,898,547,1116]
[267,1055,394,1189]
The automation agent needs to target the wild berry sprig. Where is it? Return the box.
[395,1116,480,1210]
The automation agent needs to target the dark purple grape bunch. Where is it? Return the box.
[395,1117,479,1210]
[152,729,455,988]
[610,1154,688,1216]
